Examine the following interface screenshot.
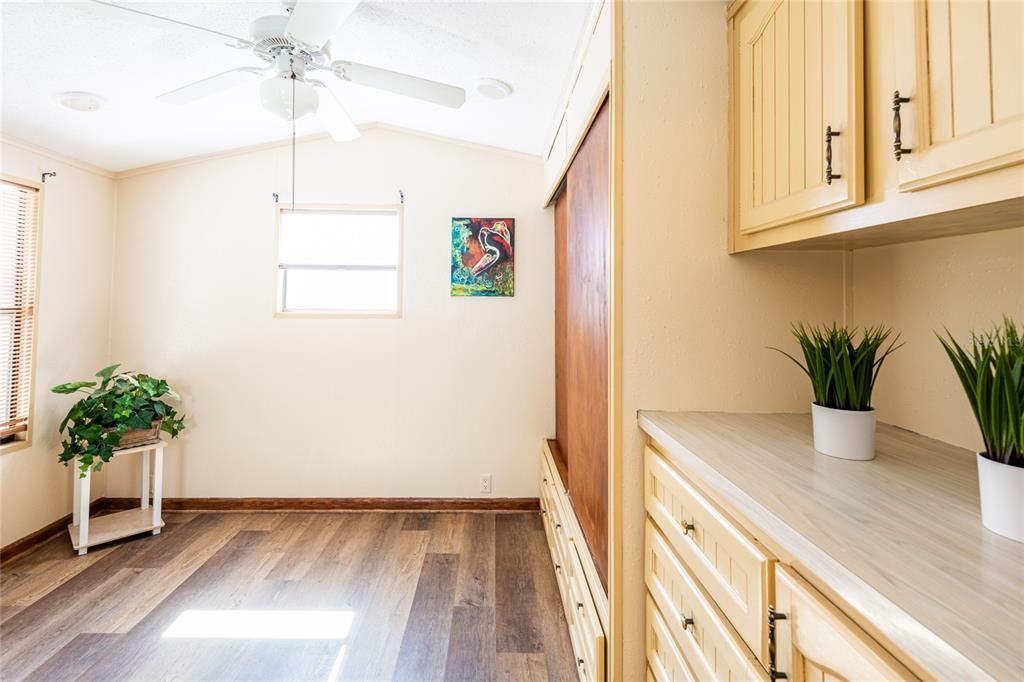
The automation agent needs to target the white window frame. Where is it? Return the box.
[272,204,403,319]
[1,174,43,455]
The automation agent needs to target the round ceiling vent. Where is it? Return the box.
[475,78,513,100]
[58,91,105,112]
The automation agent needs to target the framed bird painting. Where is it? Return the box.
[450,217,514,296]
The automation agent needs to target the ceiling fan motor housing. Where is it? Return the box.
[249,14,330,66]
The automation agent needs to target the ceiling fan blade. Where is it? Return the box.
[331,61,466,109]
[89,0,253,47]
[158,67,266,105]
[286,0,360,51]
[312,81,361,142]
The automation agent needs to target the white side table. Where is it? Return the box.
[69,440,168,555]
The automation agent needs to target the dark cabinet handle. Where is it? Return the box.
[893,91,912,160]
[682,616,694,631]
[825,126,841,185]
[768,606,789,681]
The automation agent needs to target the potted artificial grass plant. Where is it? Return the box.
[939,318,1024,543]
[772,324,902,461]
[53,364,185,476]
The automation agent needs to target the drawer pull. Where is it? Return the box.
[682,616,694,631]
[681,520,695,535]
[768,606,789,681]
[555,563,561,571]
[576,602,584,610]
[556,523,562,529]
[892,91,912,160]
[825,126,841,185]
[577,658,585,667]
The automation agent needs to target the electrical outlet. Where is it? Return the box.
[479,474,492,494]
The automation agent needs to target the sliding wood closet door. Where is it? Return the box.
[566,100,610,588]
[554,188,570,457]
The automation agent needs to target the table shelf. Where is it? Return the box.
[68,507,166,550]
[71,440,168,555]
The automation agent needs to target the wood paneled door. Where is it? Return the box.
[893,0,1024,191]
[732,0,864,234]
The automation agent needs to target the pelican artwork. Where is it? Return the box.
[470,221,513,276]
[450,217,515,297]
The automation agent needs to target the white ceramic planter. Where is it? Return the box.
[810,404,876,461]
[977,454,1024,543]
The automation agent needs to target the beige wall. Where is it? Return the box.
[615,2,845,676]
[852,228,1024,452]
[0,141,116,547]
[104,128,554,500]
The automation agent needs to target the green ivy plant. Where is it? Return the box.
[938,318,1023,468]
[770,323,903,412]
[52,365,185,476]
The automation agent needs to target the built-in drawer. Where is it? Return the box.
[567,544,605,681]
[773,565,917,682]
[645,445,773,663]
[647,595,696,682]
[646,520,767,682]
[539,444,607,682]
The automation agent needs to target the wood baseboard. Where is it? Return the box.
[0,499,109,564]
[104,496,541,512]
[1,497,540,563]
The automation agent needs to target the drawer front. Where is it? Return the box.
[646,520,767,682]
[567,543,605,681]
[647,595,696,682]
[540,445,606,682]
[645,445,772,662]
[773,565,917,682]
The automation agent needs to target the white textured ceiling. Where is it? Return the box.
[0,0,593,171]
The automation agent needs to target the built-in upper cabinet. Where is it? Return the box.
[728,0,1024,252]
[892,0,1024,191]
[734,0,864,234]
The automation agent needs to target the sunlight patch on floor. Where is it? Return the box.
[161,610,355,640]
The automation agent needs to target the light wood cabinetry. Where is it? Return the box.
[543,0,611,205]
[539,442,608,682]
[645,520,767,682]
[645,447,772,663]
[640,411,1024,680]
[642,441,921,682]
[892,0,1024,191]
[773,565,915,682]
[728,0,1024,251]
[733,0,864,234]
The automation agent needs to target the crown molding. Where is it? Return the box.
[113,123,541,180]
[0,135,116,179]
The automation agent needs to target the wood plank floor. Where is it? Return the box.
[0,511,576,682]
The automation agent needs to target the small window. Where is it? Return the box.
[1,178,40,447]
[275,207,402,316]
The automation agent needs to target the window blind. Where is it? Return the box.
[1,179,39,440]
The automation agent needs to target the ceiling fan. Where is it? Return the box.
[89,0,468,142]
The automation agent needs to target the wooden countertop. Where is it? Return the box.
[638,411,1024,682]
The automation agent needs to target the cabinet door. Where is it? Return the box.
[734,0,864,234]
[893,0,1024,191]
[772,566,916,682]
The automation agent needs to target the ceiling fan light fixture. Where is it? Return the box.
[259,76,319,121]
